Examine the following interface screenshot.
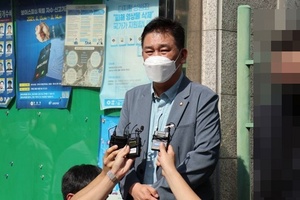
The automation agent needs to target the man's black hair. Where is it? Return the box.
[141,17,185,50]
[61,164,102,200]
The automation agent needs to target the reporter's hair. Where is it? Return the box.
[141,17,185,50]
[61,164,102,200]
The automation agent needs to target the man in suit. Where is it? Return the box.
[118,17,221,200]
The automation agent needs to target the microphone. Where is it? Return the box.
[109,122,143,158]
[164,122,176,151]
[123,122,131,136]
[139,125,144,132]
[135,125,144,135]
[108,125,117,136]
[130,124,138,136]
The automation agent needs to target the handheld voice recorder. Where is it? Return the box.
[151,123,175,151]
[109,123,144,158]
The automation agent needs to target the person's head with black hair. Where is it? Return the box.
[61,164,102,200]
[141,17,185,51]
[6,24,12,34]
[7,80,12,89]
[6,61,12,70]
[6,43,11,52]
[141,17,188,87]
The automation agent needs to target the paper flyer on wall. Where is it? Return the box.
[16,3,71,109]
[62,4,106,88]
[99,0,158,110]
[0,3,15,108]
[98,115,122,198]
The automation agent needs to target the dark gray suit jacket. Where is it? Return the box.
[118,75,221,200]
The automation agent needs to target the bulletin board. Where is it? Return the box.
[0,0,119,200]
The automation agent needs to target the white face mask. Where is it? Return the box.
[143,51,181,83]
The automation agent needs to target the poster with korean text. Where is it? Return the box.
[16,3,71,109]
[62,4,106,87]
[99,0,158,110]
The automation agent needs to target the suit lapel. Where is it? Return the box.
[167,76,191,134]
[136,85,153,155]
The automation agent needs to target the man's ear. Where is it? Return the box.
[180,48,188,64]
[66,193,74,200]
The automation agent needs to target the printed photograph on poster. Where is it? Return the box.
[6,22,12,35]
[0,23,4,35]
[5,40,12,55]
[0,60,3,72]
[16,3,71,109]
[0,4,15,108]
[6,78,13,90]
[62,4,106,88]
[0,41,3,54]
[0,78,4,91]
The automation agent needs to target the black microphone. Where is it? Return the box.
[140,125,144,132]
[130,124,138,136]
[108,125,117,136]
[135,125,144,135]
[123,122,131,136]
[109,124,127,149]
[164,122,176,151]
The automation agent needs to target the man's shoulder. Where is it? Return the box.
[182,77,217,97]
[127,83,151,94]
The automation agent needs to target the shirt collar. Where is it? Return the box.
[151,72,183,102]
